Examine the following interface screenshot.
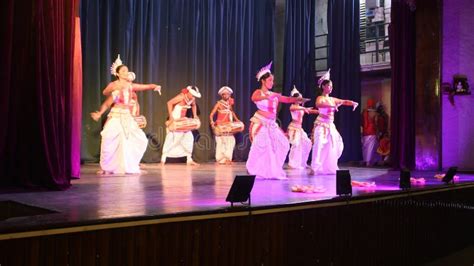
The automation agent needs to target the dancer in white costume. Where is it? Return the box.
[310,69,358,175]
[246,62,307,180]
[210,86,244,164]
[91,55,161,174]
[287,86,319,169]
[161,86,201,165]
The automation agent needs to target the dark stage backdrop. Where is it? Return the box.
[328,0,362,162]
[389,0,416,170]
[81,0,275,163]
[279,0,317,134]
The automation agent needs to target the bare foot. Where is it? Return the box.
[187,160,200,166]
[225,160,232,165]
[308,169,315,176]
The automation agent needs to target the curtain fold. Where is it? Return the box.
[327,0,362,162]
[280,0,316,134]
[0,0,79,189]
[389,0,416,169]
[80,0,275,162]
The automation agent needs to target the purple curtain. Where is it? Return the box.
[0,0,80,190]
[389,0,416,170]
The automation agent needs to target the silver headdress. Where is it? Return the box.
[256,61,273,81]
[318,68,331,86]
[110,54,124,76]
[290,85,301,97]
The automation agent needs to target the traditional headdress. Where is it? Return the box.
[110,54,124,76]
[290,85,301,97]
[218,86,233,95]
[256,61,273,81]
[318,68,331,87]
[186,85,202,98]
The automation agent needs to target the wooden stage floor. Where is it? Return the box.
[1,163,473,235]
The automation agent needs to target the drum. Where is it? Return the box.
[166,118,201,132]
[213,121,245,136]
[134,115,147,129]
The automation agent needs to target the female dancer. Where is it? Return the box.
[91,55,160,174]
[310,69,358,175]
[246,62,307,179]
[287,86,318,169]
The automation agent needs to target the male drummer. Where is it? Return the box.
[161,86,201,165]
[209,86,243,164]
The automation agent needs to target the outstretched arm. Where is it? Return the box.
[278,94,299,104]
[91,96,114,121]
[333,97,358,111]
[132,83,161,92]
[278,94,308,104]
[290,104,318,114]
[290,104,307,111]
[333,97,356,106]
[307,108,319,114]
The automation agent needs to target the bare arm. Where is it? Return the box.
[333,97,356,106]
[102,82,117,96]
[232,110,241,122]
[209,103,219,126]
[192,102,198,119]
[91,96,114,121]
[290,104,306,111]
[132,83,160,92]
[333,97,358,111]
[251,89,269,102]
[167,94,184,121]
[315,96,337,109]
[290,104,318,114]
[307,108,319,114]
[278,94,305,104]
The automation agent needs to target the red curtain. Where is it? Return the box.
[0,0,81,190]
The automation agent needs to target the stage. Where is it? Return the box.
[1,163,473,236]
[1,163,474,265]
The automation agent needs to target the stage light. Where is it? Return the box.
[442,166,458,184]
[399,168,411,189]
[226,175,256,207]
[336,170,352,196]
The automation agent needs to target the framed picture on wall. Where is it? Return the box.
[453,75,471,95]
